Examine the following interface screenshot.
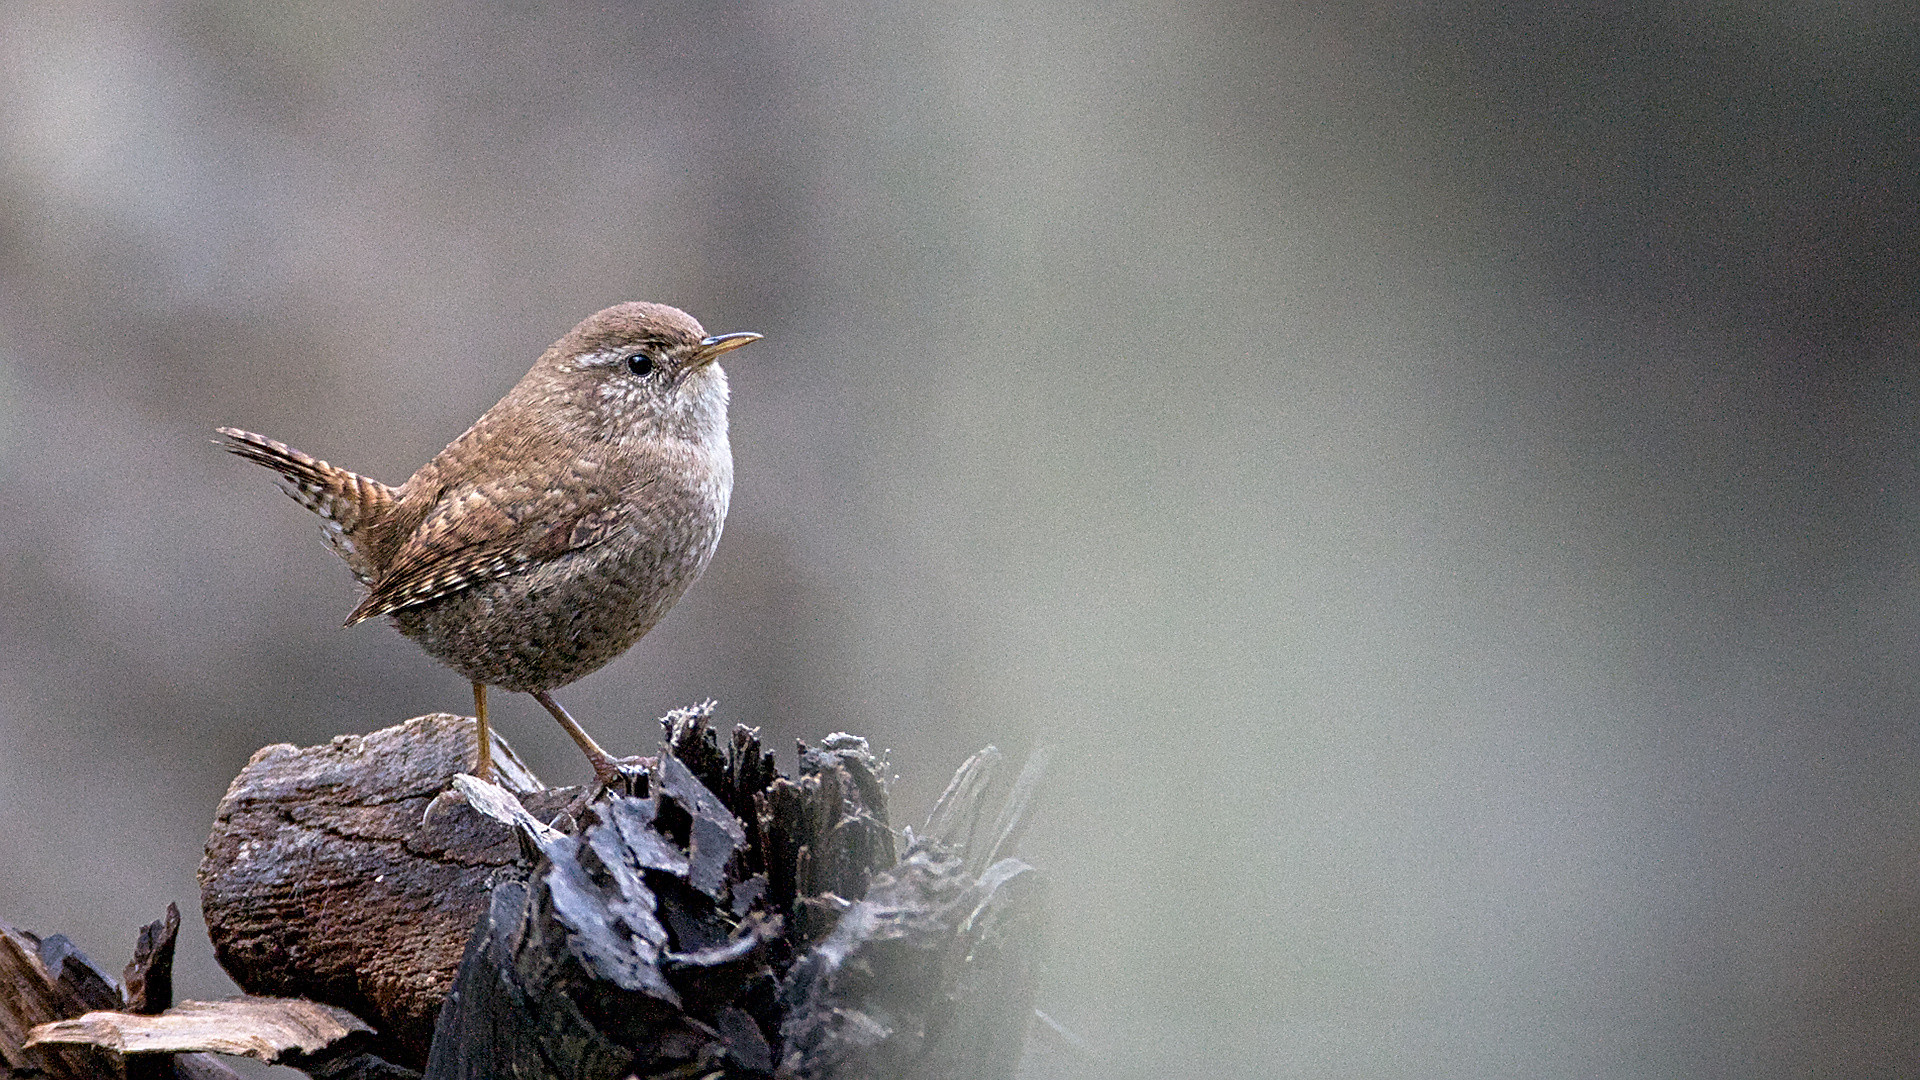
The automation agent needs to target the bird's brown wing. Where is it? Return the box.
[344,469,655,625]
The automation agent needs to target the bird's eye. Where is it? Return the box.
[624,351,655,377]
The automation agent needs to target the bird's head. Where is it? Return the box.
[530,301,761,445]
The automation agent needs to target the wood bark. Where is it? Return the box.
[197,713,577,1067]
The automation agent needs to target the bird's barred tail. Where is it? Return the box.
[216,427,398,585]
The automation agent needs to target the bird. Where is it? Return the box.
[218,301,760,786]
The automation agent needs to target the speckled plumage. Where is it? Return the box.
[220,302,759,783]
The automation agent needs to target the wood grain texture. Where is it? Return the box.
[0,920,125,1080]
[197,713,574,1068]
[27,997,366,1062]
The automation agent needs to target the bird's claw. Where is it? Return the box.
[590,753,654,796]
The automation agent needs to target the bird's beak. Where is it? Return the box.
[687,332,763,369]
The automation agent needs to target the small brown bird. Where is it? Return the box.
[219,302,760,785]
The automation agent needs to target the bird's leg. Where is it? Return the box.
[532,690,641,789]
[471,681,494,781]
[423,680,497,826]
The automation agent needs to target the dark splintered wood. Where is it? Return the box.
[427,712,791,1080]
[777,848,1047,1080]
[122,905,180,1017]
[777,744,1049,1080]
[425,713,1044,1080]
[755,734,898,943]
[198,713,577,1069]
[662,703,778,829]
[121,905,181,1080]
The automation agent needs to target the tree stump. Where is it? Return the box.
[194,705,1047,1079]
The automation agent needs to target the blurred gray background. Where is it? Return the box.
[1,2,1916,1077]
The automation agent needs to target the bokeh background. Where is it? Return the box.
[2,2,1916,1077]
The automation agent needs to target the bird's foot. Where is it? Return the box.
[421,754,503,828]
[557,754,655,818]
[556,753,652,810]
[590,753,653,796]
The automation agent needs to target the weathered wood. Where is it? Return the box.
[120,906,182,1080]
[0,912,247,1080]
[424,711,792,1080]
[196,706,1046,1079]
[422,709,1044,1079]
[776,744,1049,1080]
[28,997,368,1063]
[0,920,126,1080]
[121,905,179,1017]
[198,713,577,1067]
[776,847,1046,1080]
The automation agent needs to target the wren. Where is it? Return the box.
[219,302,760,785]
